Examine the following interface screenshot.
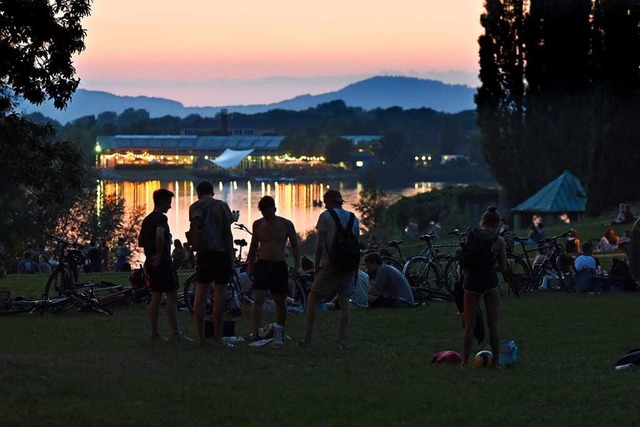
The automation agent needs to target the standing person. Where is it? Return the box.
[300,189,360,349]
[246,196,302,347]
[188,181,236,348]
[86,240,102,273]
[138,188,190,342]
[461,207,507,368]
[115,237,132,271]
[100,238,110,271]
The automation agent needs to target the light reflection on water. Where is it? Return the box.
[100,180,440,244]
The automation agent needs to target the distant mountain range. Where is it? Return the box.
[18,76,477,124]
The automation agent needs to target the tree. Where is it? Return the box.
[323,136,354,164]
[354,170,388,233]
[0,1,92,251]
[376,129,411,167]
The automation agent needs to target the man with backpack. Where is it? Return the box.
[246,196,302,347]
[300,189,360,349]
[187,181,236,348]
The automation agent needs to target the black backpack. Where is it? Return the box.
[327,210,360,271]
[459,228,496,276]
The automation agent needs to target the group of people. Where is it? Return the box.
[139,180,508,368]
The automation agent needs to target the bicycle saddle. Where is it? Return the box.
[379,248,393,257]
[234,239,247,247]
[387,240,404,248]
[419,234,437,242]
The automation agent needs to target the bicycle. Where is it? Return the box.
[402,232,459,297]
[505,230,577,293]
[42,234,87,298]
[181,223,308,317]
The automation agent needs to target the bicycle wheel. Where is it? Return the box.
[403,257,439,289]
[43,268,73,299]
[504,254,531,295]
[286,274,307,314]
[443,257,462,293]
[182,272,199,313]
[0,299,37,315]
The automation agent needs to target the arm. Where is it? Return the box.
[246,221,260,276]
[287,220,302,273]
[220,203,235,264]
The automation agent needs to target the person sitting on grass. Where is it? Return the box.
[364,252,414,308]
[575,242,598,292]
[326,269,371,310]
[565,229,581,255]
[611,203,635,225]
[596,228,619,252]
[17,251,39,274]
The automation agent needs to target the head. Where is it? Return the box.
[619,203,626,212]
[364,252,383,276]
[174,239,182,248]
[480,206,501,230]
[195,181,214,199]
[118,237,125,245]
[569,229,579,239]
[153,188,174,213]
[258,195,276,219]
[38,254,47,264]
[323,189,345,209]
[582,241,593,255]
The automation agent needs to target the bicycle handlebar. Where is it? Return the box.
[234,223,252,235]
[45,233,82,249]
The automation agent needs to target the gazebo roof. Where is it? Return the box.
[511,170,587,213]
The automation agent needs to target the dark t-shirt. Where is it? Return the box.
[139,212,171,259]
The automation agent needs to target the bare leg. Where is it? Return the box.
[337,292,350,348]
[462,291,481,366]
[194,281,210,345]
[251,289,267,332]
[212,283,226,344]
[273,292,287,327]
[484,288,501,368]
[302,291,320,344]
[165,289,180,334]
[149,291,162,336]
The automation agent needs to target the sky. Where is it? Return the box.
[74,0,485,107]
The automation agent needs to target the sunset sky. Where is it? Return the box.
[75,0,485,106]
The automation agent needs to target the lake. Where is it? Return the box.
[99,180,442,244]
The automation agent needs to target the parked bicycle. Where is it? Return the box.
[402,232,459,295]
[42,234,87,298]
[504,230,577,293]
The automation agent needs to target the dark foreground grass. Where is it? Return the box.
[2,273,640,426]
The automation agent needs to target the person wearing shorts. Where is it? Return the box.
[138,188,190,342]
[247,195,302,347]
[461,207,507,368]
[189,181,236,348]
[300,189,360,349]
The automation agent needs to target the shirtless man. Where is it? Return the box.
[246,196,302,347]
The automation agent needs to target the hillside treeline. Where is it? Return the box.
[478,0,640,213]
[26,100,479,169]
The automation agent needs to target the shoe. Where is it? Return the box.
[273,324,284,348]
[171,332,194,342]
[213,341,235,349]
[150,333,167,341]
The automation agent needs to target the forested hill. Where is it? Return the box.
[18,76,476,124]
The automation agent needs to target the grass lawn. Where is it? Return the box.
[2,271,640,426]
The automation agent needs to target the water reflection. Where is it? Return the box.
[101,180,441,243]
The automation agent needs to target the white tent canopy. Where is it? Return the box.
[209,148,254,169]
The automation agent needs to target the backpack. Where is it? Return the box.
[459,227,496,277]
[327,210,360,271]
[186,199,222,253]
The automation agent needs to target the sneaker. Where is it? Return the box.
[170,332,194,342]
[273,323,284,348]
[150,333,167,341]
